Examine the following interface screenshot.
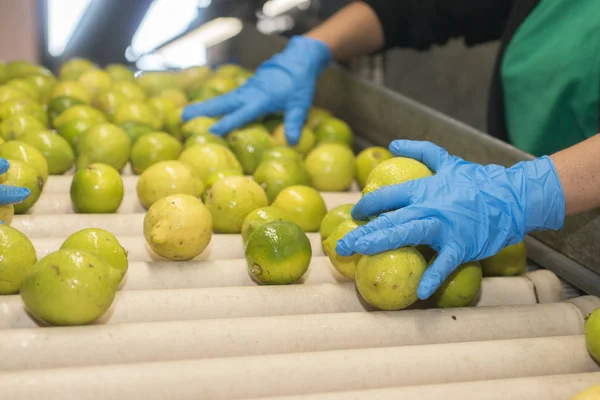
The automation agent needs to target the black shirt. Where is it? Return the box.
[363,0,541,142]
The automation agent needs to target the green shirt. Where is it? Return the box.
[501,0,600,156]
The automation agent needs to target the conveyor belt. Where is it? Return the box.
[1,167,598,399]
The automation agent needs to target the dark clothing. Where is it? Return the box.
[363,0,542,143]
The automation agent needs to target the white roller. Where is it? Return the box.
[0,277,562,329]
[31,233,325,261]
[0,302,587,371]
[120,257,349,290]
[255,372,600,400]
[12,214,146,238]
[0,336,596,400]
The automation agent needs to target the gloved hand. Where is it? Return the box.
[181,36,332,145]
[337,140,565,300]
[0,158,30,212]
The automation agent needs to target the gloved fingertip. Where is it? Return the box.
[417,278,437,300]
[0,158,9,173]
[335,240,353,257]
[180,106,198,122]
[208,125,228,137]
[350,204,368,221]
[355,239,371,254]
[285,128,301,146]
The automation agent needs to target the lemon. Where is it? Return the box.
[105,64,135,82]
[49,81,92,104]
[0,98,47,126]
[273,124,316,157]
[314,117,354,147]
[356,247,427,310]
[70,163,124,213]
[158,88,188,108]
[262,115,283,134]
[110,81,146,102]
[6,79,39,101]
[19,130,75,175]
[0,113,45,141]
[146,96,177,127]
[305,143,356,191]
[0,224,37,294]
[356,147,393,189]
[61,228,129,282]
[0,204,14,225]
[432,259,482,308]
[188,86,221,103]
[114,102,162,130]
[245,221,311,285]
[76,123,131,171]
[205,176,268,233]
[306,106,332,129]
[184,132,228,149]
[320,204,363,241]
[204,76,238,93]
[178,143,242,182]
[59,58,96,81]
[119,120,155,144]
[241,206,291,244]
[363,157,433,195]
[272,185,326,232]
[203,169,244,194]
[93,90,129,118]
[53,104,106,129]
[163,106,184,140]
[136,160,204,210]
[0,141,49,184]
[0,85,33,103]
[137,71,178,96]
[130,132,182,174]
[144,194,213,261]
[0,159,44,214]
[253,159,311,203]
[175,66,212,92]
[26,74,57,104]
[480,241,527,277]
[20,249,120,326]
[226,125,274,174]
[181,116,218,139]
[323,220,363,279]
[57,118,97,150]
[47,96,85,125]
[572,385,600,400]
[261,146,303,163]
[78,69,112,98]
[585,308,600,363]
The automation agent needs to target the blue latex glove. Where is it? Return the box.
[0,159,30,222]
[181,36,332,145]
[337,140,565,300]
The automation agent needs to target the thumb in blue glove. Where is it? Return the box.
[181,36,332,145]
[336,140,565,300]
[0,158,30,223]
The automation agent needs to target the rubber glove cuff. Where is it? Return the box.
[508,155,565,233]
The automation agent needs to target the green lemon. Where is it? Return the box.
[226,125,274,174]
[178,143,242,182]
[0,159,44,214]
[432,259,482,308]
[19,130,75,175]
[0,85,33,103]
[480,241,527,277]
[204,169,244,191]
[110,81,146,102]
[77,69,112,98]
[0,224,37,294]
[273,124,316,157]
[113,102,161,130]
[130,132,182,174]
[314,117,354,147]
[158,88,188,108]
[306,107,332,129]
[323,220,363,279]
[47,96,85,125]
[305,143,356,191]
[205,176,268,233]
[53,104,106,129]
[57,118,97,150]
[6,61,52,80]
[320,204,361,241]
[49,81,92,104]
[0,113,45,141]
[245,221,311,285]
[25,74,57,103]
[252,159,311,203]
[136,160,204,210]
[204,76,238,93]
[137,71,178,96]
[146,95,177,127]
[356,147,393,189]
[188,86,221,103]
[0,98,47,126]
[119,120,155,144]
[59,58,96,81]
[272,185,326,232]
[6,79,39,101]
[585,308,600,363]
[105,64,135,82]
[184,132,228,149]
[60,228,129,282]
[0,203,13,224]
[363,157,433,195]
[70,163,124,213]
[0,140,49,184]
[144,194,213,261]
[215,64,245,78]
[356,247,427,310]
[93,90,129,118]
[163,106,183,140]
[241,206,292,244]
[76,123,131,171]
[261,146,303,163]
[20,249,120,326]
[181,116,218,139]
[176,66,212,93]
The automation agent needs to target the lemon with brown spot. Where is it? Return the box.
[363,156,433,195]
[144,194,213,261]
[0,224,37,294]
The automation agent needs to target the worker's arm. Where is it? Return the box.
[551,134,600,216]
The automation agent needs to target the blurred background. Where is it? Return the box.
[0,0,499,131]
